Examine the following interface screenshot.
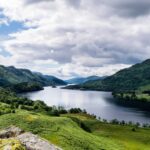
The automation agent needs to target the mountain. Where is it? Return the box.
[65,77,86,84]
[84,76,106,82]
[0,65,66,92]
[66,76,105,84]
[65,59,150,92]
[41,75,67,86]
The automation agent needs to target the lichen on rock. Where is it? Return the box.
[0,139,25,150]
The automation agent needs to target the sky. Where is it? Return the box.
[0,0,150,79]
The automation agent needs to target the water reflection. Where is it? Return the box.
[22,87,150,124]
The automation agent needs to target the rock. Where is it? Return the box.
[17,132,61,150]
[0,126,61,150]
[0,126,24,138]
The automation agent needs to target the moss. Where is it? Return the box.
[0,139,26,150]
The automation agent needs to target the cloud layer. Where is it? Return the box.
[0,0,150,78]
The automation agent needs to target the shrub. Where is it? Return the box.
[11,110,16,113]
[132,128,136,132]
[111,119,119,125]
[69,108,82,113]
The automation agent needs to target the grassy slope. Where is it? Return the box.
[63,114,150,150]
[0,111,150,150]
[0,110,124,150]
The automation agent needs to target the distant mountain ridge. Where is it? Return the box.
[65,59,150,92]
[66,76,105,84]
[0,65,66,92]
[42,75,67,86]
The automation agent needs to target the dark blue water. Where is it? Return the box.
[22,86,150,124]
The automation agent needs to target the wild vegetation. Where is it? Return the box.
[0,103,15,115]
[113,92,150,102]
[112,90,150,111]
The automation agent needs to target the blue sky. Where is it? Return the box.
[0,21,24,58]
[0,12,25,57]
[0,0,150,78]
[0,21,24,35]
[0,49,11,57]
[0,11,26,35]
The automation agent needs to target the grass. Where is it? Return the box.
[114,92,150,103]
[0,110,125,150]
[89,121,150,150]
[136,94,150,102]
[64,114,150,150]
[0,110,150,150]
[125,93,150,102]
[0,103,13,115]
[124,84,150,102]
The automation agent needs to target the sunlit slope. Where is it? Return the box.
[0,110,125,150]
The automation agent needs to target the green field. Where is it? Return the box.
[0,110,150,150]
[64,114,150,150]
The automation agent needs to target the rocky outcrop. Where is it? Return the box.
[0,126,62,150]
[17,132,61,150]
[0,126,24,138]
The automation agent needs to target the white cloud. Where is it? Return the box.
[0,0,150,78]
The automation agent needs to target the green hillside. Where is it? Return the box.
[65,59,150,92]
[0,110,150,150]
[0,65,66,92]
[0,66,42,85]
